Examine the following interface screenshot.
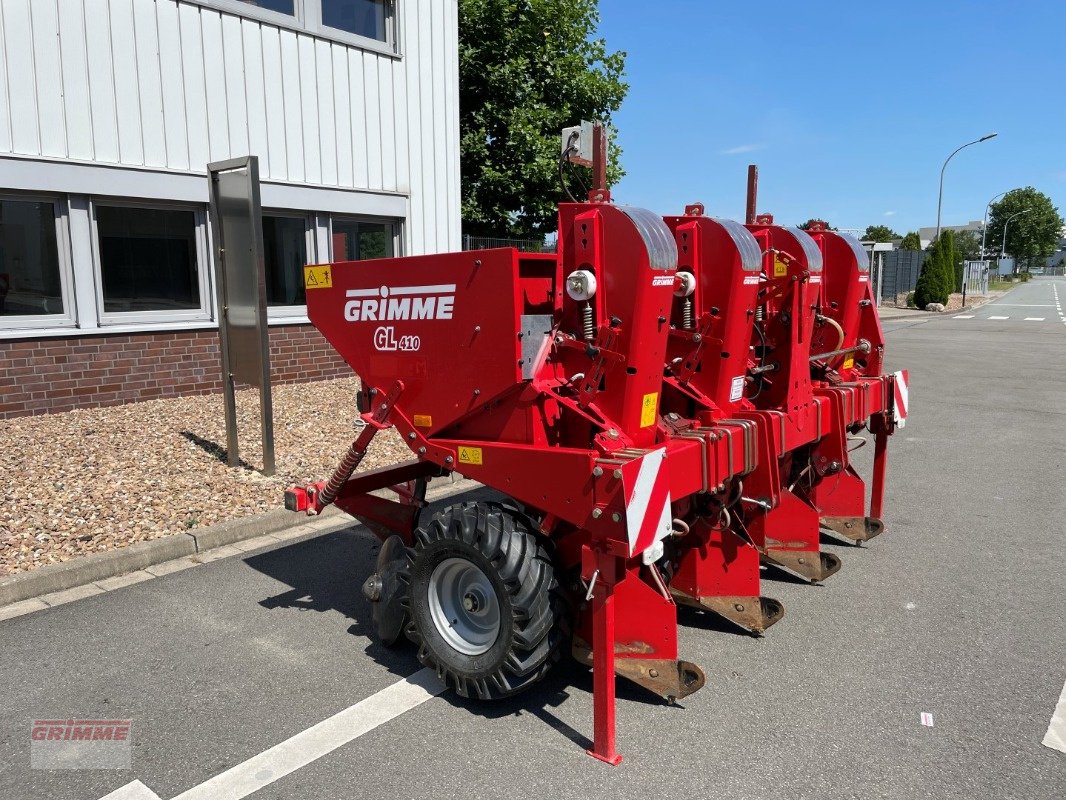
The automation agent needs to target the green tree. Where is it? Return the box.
[862,224,900,243]
[797,219,832,231]
[900,231,921,251]
[985,187,1063,271]
[459,0,628,238]
[914,230,956,307]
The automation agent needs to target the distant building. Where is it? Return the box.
[918,221,983,250]
[1,0,460,419]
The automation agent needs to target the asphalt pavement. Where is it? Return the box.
[1,279,1064,800]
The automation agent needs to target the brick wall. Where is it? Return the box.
[0,325,350,419]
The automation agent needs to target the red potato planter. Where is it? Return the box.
[285,194,908,764]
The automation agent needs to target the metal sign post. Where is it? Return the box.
[207,156,275,476]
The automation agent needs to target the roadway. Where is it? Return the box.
[2,278,1064,799]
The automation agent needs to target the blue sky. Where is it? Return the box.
[597,1,1065,234]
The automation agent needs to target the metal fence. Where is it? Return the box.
[873,250,924,306]
[462,234,555,253]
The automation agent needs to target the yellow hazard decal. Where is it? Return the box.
[303,265,333,289]
[413,414,433,428]
[640,392,658,428]
[842,356,855,370]
[773,257,788,278]
[458,446,483,465]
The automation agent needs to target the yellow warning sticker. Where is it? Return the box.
[413,414,433,428]
[842,356,855,370]
[640,392,658,428]
[458,446,483,466]
[303,264,333,289]
[773,257,789,278]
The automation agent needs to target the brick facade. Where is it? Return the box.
[0,325,350,419]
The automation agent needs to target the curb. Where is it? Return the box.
[0,474,481,610]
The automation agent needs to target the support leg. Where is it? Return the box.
[587,563,622,765]
[870,426,889,520]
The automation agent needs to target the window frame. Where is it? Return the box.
[262,210,318,320]
[89,199,214,326]
[181,0,400,57]
[328,214,402,262]
[0,192,77,332]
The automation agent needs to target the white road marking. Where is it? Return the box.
[991,303,1055,307]
[920,712,934,727]
[987,316,1009,320]
[99,782,161,800]
[1042,677,1066,754]
[98,669,446,800]
[952,315,975,319]
[1024,317,1046,321]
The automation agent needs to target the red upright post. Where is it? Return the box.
[592,122,608,193]
[586,548,622,765]
[869,424,889,520]
[745,164,759,225]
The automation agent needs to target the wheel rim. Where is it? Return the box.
[427,557,501,656]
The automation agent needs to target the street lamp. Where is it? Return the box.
[936,132,998,242]
[1000,208,1031,258]
[979,190,1008,260]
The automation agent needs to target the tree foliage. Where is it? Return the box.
[900,231,921,251]
[985,187,1063,270]
[951,230,981,289]
[458,0,628,238]
[862,224,899,243]
[914,229,956,307]
[797,218,832,231]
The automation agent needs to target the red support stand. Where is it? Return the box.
[869,425,889,520]
[586,553,622,765]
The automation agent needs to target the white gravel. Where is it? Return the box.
[0,377,410,576]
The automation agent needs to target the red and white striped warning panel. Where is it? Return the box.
[892,370,909,428]
[622,448,673,559]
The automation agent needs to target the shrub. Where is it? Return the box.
[905,292,916,308]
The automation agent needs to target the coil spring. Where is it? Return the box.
[754,304,765,322]
[582,302,595,340]
[682,297,694,329]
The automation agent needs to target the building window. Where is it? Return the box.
[321,0,389,42]
[0,198,67,320]
[96,206,201,314]
[331,217,396,261]
[264,214,311,307]
[235,0,295,14]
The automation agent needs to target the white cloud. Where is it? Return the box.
[883,210,897,216]
[718,143,763,155]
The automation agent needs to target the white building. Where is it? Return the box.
[0,0,460,416]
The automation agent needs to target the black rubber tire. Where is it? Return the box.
[403,501,562,700]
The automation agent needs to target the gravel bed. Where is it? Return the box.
[0,377,410,577]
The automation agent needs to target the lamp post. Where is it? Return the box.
[936,133,998,243]
[979,190,1008,260]
[1000,209,1031,269]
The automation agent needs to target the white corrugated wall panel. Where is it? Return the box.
[57,0,94,161]
[178,3,209,172]
[348,49,369,189]
[260,26,287,180]
[30,0,66,158]
[316,39,338,188]
[2,0,40,155]
[243,22,270,177]
[110,0,144,165]
[298,35,321,186]
[332,45,353,188]
[156,1,190,170]
[82,0,119,163]
[133,0,167,167]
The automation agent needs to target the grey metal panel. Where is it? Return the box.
[837,232,871,272]
[713,218,762,271]
[782,227,824,272]
[518,314,554,380]
[208,155,275,474]
[617,205,678,270]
